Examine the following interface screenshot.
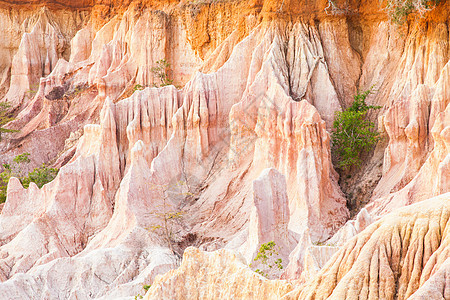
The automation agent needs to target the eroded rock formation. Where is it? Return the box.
[0,0,448,299]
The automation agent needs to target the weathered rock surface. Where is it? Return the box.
[0,0,448,299]
[145,247,293,300]
[285,193,450,300]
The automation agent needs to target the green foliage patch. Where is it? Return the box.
[331,88,381,171]
[0,102,17,142]
[385,0,440,24]
[0,153,58,203]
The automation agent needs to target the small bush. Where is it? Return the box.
[250,241,283,279]
[331,88,381,171]
[385,0,440,24]
[0,102,17,142]
[21,164,59,189]
[0,153,58,203]
[133,84,145,92]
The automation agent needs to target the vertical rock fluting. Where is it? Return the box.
[240,168,297,277]
[0,1,448,298]
[144,193,450,300]
[3,8,68,110]
[367,61,450,215]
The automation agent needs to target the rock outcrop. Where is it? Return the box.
[286,193,450,300]
[145,247,293,300]
[0,0,448,299]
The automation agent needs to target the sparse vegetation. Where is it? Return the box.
[313,240,336,247]
[325,0,440,23]
[151,59,173,87]
[147,180,193,259]
[134,283,151,299]
[250,241,283,279]
[26,83,40,98]
[0,153,58,203]
[64,84,87,99]
[148,201,184,257]
[384,0,440,24]
[331,87,381,171]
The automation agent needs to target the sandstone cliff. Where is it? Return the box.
[0,0,448,299]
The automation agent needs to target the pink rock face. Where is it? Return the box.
[0,1,448,299]
[145,247,294,300]
[3,8,66,110]
[251,168,293,251]
[0,10,351,295]
[145,193,450,299]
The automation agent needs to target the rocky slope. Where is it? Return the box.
[146,193,450,300]
[0,0,448,299]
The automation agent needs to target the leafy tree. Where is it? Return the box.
[151,59,173,87]
[250,241,283,279]
[331,88,381,171]
[0,153,58,203]
[0,102,17,142]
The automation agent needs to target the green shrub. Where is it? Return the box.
[331,88,381,171]
[0,102,17,142]
[21,164,59,189]
[151,59,173,87]
[133,84,145,91]
[0,153,58,203]
[250,241,283,279]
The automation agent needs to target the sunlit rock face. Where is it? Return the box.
[145,247,294,300]
[146,193,450,300]
[284,193,450,300]
[0,0,448,299]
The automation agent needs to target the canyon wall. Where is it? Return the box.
[0,0,448,299]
